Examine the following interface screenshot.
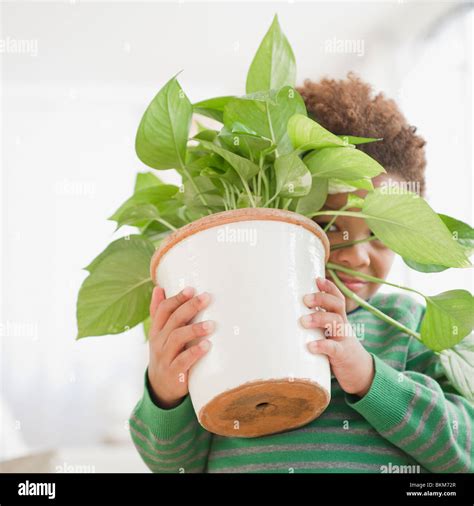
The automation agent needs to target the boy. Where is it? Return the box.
[129,74,472,473]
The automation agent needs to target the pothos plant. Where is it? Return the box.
[76,15,474,402]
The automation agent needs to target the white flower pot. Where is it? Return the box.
[150,208,331,438]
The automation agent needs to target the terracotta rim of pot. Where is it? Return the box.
[150,207,330,282]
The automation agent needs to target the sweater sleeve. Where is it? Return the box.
[345,312,473,473]
[129,368,213,473]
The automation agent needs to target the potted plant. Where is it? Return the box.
[76,15,474,437]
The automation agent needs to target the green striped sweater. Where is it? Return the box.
[129,293,473,473]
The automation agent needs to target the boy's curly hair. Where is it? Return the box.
[297,72,427,195]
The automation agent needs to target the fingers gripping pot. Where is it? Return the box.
[150,208,331,438]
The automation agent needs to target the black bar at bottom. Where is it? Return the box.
[0,472,471,506]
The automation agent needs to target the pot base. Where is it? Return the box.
[198,378,330,438]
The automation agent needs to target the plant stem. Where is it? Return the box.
[328,269,422,340]
[309,210,365,219]
[182,167,212,215]
[222,181,230,211]
[323,203,350,232]
[231,184,238,208]
[262,169,279,207]
[265,102,279,157]
[326,262,425,298]
[261,169,270,203]
[330,236,378,250]
[241,178,256,207]
[263,192,278,208]
[257,155,265,198]
[251,175,257,194]
[157,218,177,231]
[225,180,236,210]
[264,173,270,202]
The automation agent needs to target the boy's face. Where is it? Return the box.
[314,174,397,312]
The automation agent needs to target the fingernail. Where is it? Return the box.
[202,320,214,332]
[198,292,210,304]
[303,294,316,305]
[301,314,313,326]
[200,339,211,351]
[182,286,194,297]
[308,341,319,352]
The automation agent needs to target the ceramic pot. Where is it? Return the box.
[150,208,331,437]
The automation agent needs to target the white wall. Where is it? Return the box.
[1,1,472,455]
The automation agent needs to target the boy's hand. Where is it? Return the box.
[147,285,214,409]
[300,277,375,398]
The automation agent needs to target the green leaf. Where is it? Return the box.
[195,120,208,133]
[77,236,155,338]
[187,151,242,188]
[438,214,474,253]
[199,167,230,193]
[274,152,312,197]
[237,193,263,208]
[402,259,448,274]
[109,185,179,224]
[192,129,219,142]
[346,193,365,209]
[246,15,296,94]
[229,122,258,135]
[186,153,216,177]
[304,147,385,180]
[143,316,152,342]
[142,217,184,244]
[328,177,374,193]
[134,172,164,192]
[224,86,306,155]
[114,204,163,229]
[403,214,474,273]
[362,190,471,268]
[178,174,226,212]
[193,96,234,122]
[84,236,139,273]
[338,135,383,145]
[135,77,192,170]
[218,128,274,161]
[439,334,474,401]
[294,177,328,216]
[288,114,347,150]
[420,290,474,351]
[197,140,259,181]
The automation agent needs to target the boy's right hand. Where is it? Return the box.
[147,286,214,409]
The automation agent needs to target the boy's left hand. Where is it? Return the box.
[300,277,375,398]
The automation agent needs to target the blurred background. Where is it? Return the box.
[1,1,472,471]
